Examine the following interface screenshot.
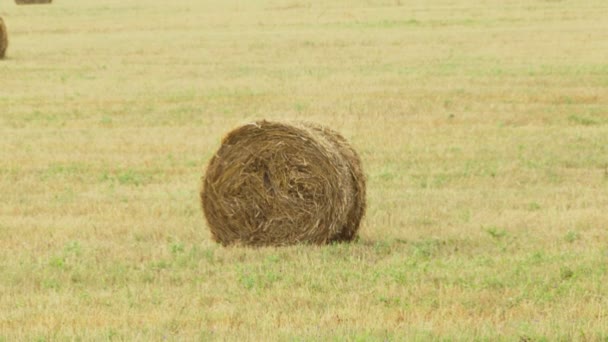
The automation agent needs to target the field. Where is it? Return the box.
[1,0,608,340]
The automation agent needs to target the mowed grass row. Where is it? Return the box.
[1,0,607,340]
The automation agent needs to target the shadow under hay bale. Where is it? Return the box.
[15,0,52,4]
[201,120,367,247]
[0,18,7,59]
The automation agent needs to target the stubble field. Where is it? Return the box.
[1,0,608,340]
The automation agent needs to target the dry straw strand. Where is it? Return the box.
[0,17,7,59]
[201,120,366,247]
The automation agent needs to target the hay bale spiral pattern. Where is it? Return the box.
[201,121,366,246]
[0,18,7,59]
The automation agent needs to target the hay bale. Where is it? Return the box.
[306,123,367,242]
[15,0,52,4]
[0,17,7,59]
[201,120,367,246]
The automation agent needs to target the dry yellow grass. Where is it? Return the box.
[1,0,607,340]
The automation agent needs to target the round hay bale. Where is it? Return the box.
[15,0,52,4]
[306,123,367,242]
[0,17,7,59]
[201,120,367,246]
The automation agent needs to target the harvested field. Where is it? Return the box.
[1,0,607,340]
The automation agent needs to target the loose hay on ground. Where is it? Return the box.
[0,17,7,59]
[201,120,366,247]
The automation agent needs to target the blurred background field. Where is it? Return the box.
[1,0,607,340]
